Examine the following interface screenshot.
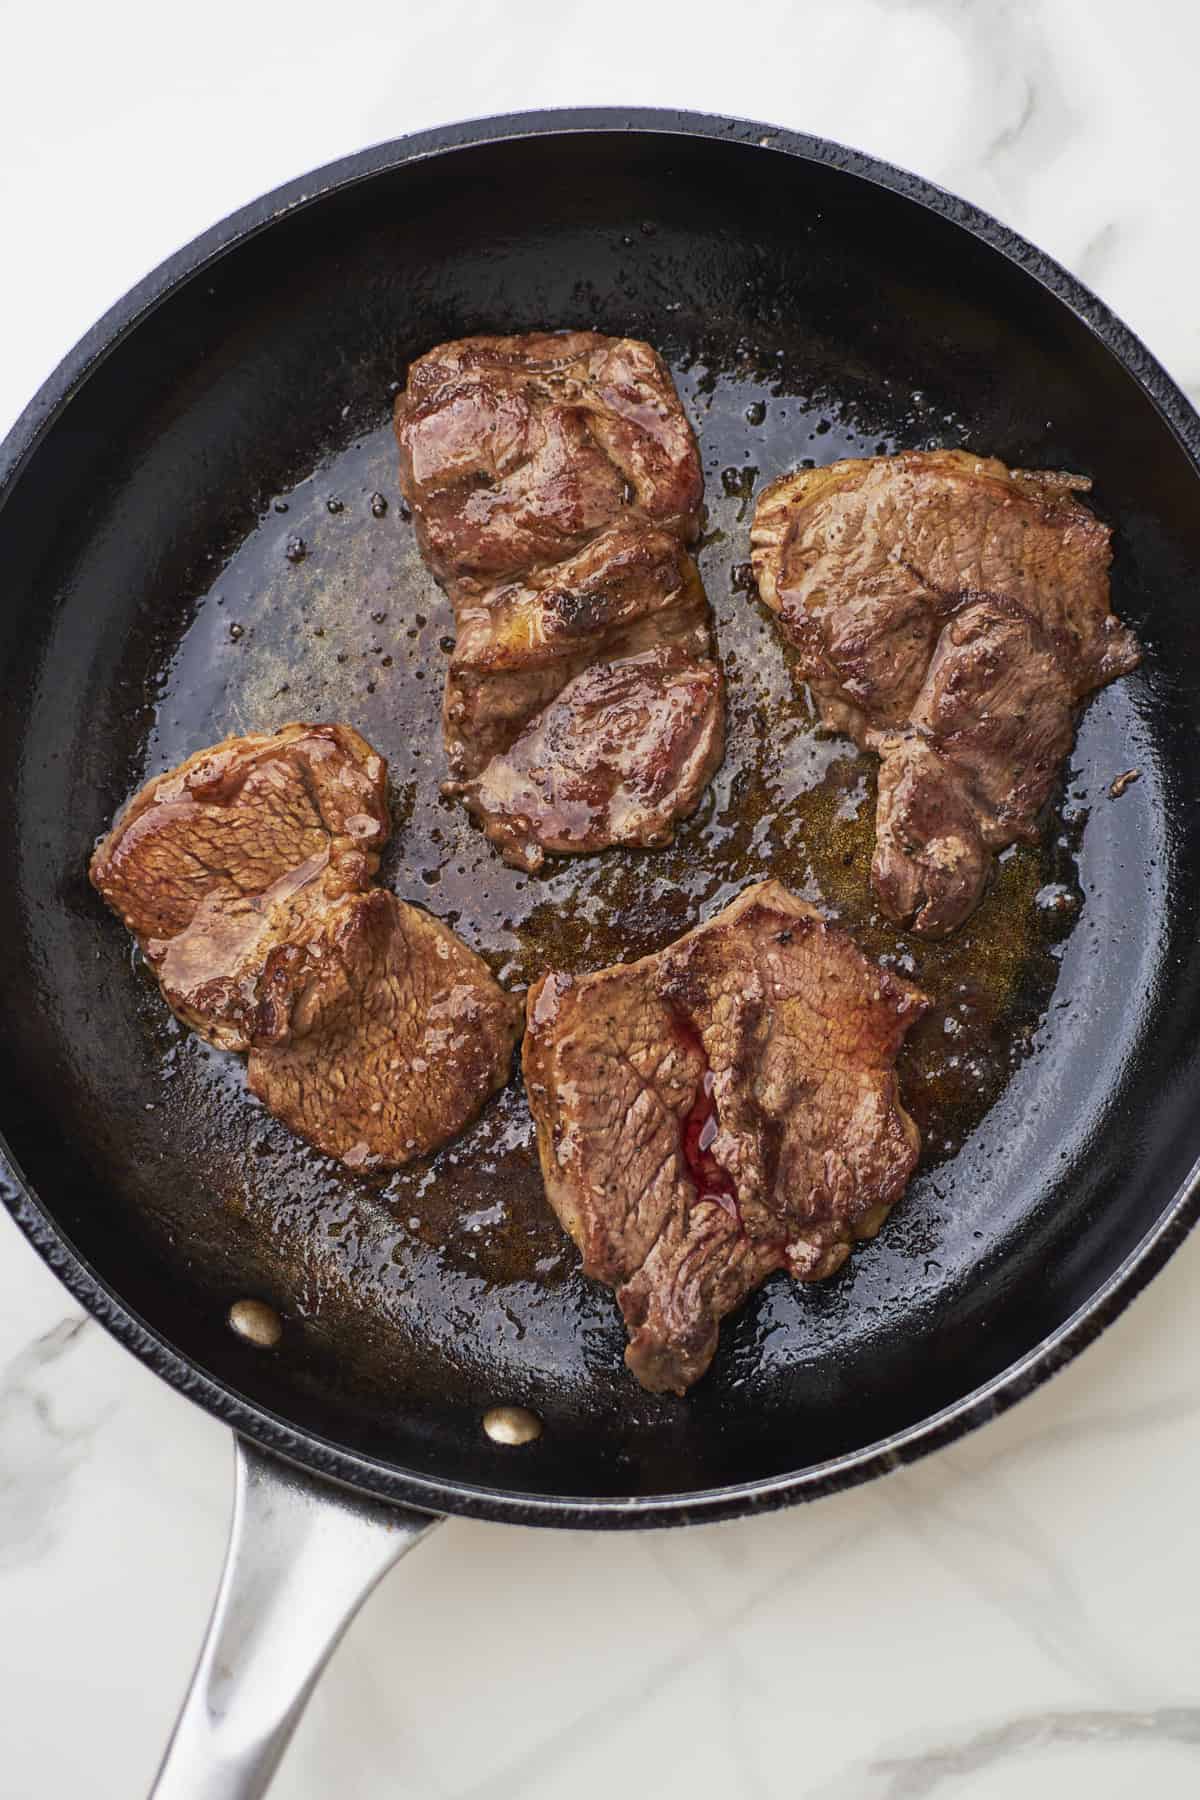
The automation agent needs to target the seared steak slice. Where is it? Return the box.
[524,881,928,1393]
[751,450,1141,934]
[247,890,522,1170]
[89,723,389,1049]
[92,724,523,1172]
[873,598,1077,933]
[447,646,724,873]
[444,522,713,780]
[397,331,725,869]
[394,331,702,597]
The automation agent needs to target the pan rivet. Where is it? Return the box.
[482,1404,542,1446]
[228,1299,283,1349]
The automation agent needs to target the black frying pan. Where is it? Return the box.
[4,109,1200,1797]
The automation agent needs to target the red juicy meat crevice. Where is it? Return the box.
[673,1011,741,1226]
[682,1071,740,1222]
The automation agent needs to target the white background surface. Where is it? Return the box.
[4,1,1200,1795]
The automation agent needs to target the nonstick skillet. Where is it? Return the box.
[4,108,1200,1798]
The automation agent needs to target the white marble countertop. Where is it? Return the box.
[4,2,1200,1795]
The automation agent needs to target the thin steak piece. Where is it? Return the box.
[447,646,725,872]
[523,881,929,1394]
[91,724,523,1170]
[247,890,522,1170]
[751,450,1142,935]
[88,723,389,1050]
[394,331,725,868]
[394,331,703,598]
[443,522,713,781]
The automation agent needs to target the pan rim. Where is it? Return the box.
[3,105,1199,1529]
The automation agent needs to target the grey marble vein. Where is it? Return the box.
[449,1547,773,1800]
[960,1383,1200,1476]
[882,0,1076,203]
[884,1456,1148,1700]
[0,1314,98,1568]
[983,71,1036,164]
[809,1706,1200,1797]
[453,1632,708,1800]
[1075,218,1127,286]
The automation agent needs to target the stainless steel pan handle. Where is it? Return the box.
[150,1436,442,1800]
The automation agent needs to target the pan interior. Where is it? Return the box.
[1,128,1198,1508]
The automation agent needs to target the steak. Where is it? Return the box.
[88,723,389,1050]
[394,331,703,597]
[523,881,929,1393]
[395,331,725,867]
[447,646,725,872]
[90,723,522,1169]
[247,889,522,1169]
[751,450,1142,934]
[443,522,713,781]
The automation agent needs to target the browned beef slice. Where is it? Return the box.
[443,522,713,780]
[523,880,928,1393]
[88,723,389,1049]
[447,646,725,873]
[397,330,725,870]
[247,890,522,1169]
[751,450,1141,935]
[394,331,703,597]
[873,598,1078,934]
